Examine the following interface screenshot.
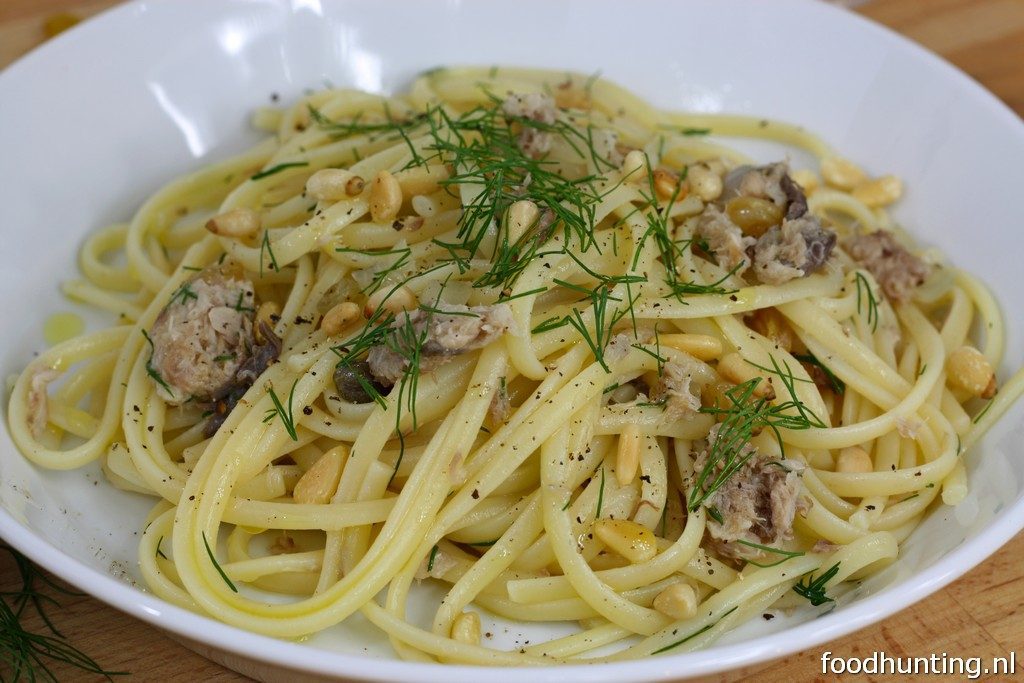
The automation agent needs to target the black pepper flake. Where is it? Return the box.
[729,294,739,302]
[763,613,775,621]
[471,489,480,499]
[294,315,313,325]
[302,406,313,416]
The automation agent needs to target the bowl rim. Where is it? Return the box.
[1,0,1023,680]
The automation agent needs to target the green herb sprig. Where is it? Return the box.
[792,562,841,606]
[201,532,238,593]
[0,545,126,681]
[854,271,879,332]
[688,372,825,514]
[263,379,299,441]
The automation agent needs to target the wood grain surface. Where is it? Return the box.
[1,1,1022,681]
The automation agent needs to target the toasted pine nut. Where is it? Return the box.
[653,168,682,200]
[593,519,657,563]
[851,175,903,208]
[506,199,540,243]
[947,345,995,397]
[205,208,261,238]
[369,170,402,223]
[746,308,797,352]
[305,169,363,202]
[652,582,698,621]
[790,169,820,195]
[687,163,723,202]
[658,333,723,361]
[717,352,775,400]
[365,285,417,317]
[395,164,450,197]
[321,301,361,336]
[621,150,648,182]
[450,611,481,645]
[293,445,348,504]
[835,446,873,474]
[820,156,867,190]
[616,424,642,486]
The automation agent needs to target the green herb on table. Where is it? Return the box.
[0,545,126,680]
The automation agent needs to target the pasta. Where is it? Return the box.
[8,66,1024,663]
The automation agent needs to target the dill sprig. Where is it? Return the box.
[422,99,614,292]
[426,545,439,573]
[595,467,606,518]
[560,284,637,373]
[736,540,805,568]
[308,105,429,142]
[793,352,845,395]
[0,545,126,681]
[631,158,738,301]
[259,230,279,278]
[743,355,829,429]
[651,606,738,654]
[262,379,299,440]
[140,329,173,396]
[250,161,309,181]
[854,271,879,332]
[792,562,841,606]
[688,373,825,513]
[169,282,197,306]
[200,532,238,593]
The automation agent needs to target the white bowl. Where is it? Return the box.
[2,0,1023,680]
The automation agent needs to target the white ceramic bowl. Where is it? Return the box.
[2,0,1023,680]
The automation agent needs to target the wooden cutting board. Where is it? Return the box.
[1,1,1022,680]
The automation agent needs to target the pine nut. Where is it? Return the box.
[450,611,481,645]
[369,170,402,223]
[653,168,682,200]
[717,352,775,400]
[364,285,417,317]
[835,446,873,474]
[820,156,867,190]
[293,445,348,504]
[851,175,903,208]
[395,164,450,196]
[621,149,648,182]
[658,333,723,361]
[593,519,657,563]
[947,345,996,397]
[746,308,797,351]
[321,301,361,336]
[616,424,642,486]
[506,199,540,243]
[305,169,364,202]
[205,208,261,238]
[652,582,698,621]
[687,163,723,202]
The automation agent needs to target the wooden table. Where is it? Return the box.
[2,1,1022,680]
